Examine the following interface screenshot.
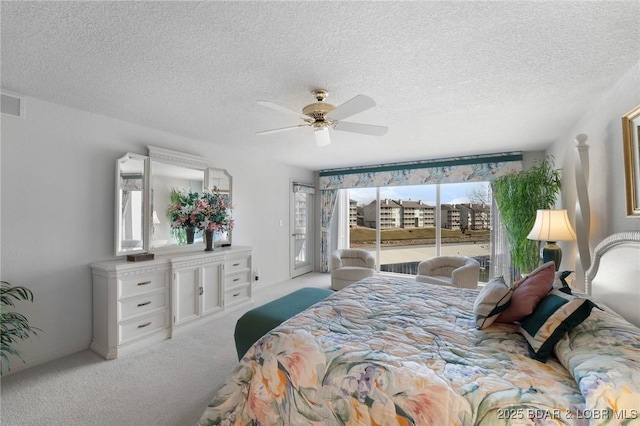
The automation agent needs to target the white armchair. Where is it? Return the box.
[331,249,375,291]
[415,256,480,289]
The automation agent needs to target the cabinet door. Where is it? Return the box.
[201,262,223,316]
[173,266,200,326]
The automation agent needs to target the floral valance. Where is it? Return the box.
[318,152,523,190]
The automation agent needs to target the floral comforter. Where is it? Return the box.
[198,277,640,425]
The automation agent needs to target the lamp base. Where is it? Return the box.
[542,242,562,270]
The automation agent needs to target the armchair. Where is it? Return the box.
[415,256,480,289]
[331,249,375,291]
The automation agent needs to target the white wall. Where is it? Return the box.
[1,97,313,373]
[547,60,640,290]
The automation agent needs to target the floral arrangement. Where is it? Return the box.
[166,187,233,233]
[166,188,200,229]
[194,187,234,233]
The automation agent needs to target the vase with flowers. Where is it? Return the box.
[166,188,200,244]
[193,187,234,251]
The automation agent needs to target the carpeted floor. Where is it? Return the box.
[0,272,331,426]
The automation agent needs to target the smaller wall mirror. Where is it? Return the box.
[115,153,149,256]
[206,168,233,246]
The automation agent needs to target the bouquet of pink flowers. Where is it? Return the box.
[193,187,234,233]
[166,189,200,229]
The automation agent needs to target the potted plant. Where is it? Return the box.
[166,188,200,244]
[491,157,561,276]
[193,187,234,251]
[1,281,40,375]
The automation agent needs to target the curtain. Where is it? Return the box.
[490,195,515,283]
[336,190,350,250]
[320,189,338,272]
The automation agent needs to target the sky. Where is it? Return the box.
[348,182,491,206]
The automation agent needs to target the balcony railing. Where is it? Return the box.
[380,255,490,283]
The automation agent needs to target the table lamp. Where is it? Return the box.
[527,209,576,269]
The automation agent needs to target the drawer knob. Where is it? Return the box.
[233,263,240,267]
[232,292,240,297]
[137,281,151,286]
[137,322,152,329]
[233,278,239,282]
[137,301,151,307]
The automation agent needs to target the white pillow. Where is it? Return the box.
[474,276,512,329]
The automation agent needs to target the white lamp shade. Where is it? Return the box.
[527,209,576,242]
[314,127,331,147]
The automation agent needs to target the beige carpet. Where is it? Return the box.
[0,272,331,426]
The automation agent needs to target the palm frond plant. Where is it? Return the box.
[491,157,561,276]
[1,281,41,375]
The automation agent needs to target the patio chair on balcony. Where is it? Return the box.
[415,255,480,289]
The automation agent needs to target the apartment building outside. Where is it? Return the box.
[440,204,461,230]
[363,199,402,229]
[349,199,358,227]
[398,200,435,228]
[457,203,491,230]
[357,199,490,231]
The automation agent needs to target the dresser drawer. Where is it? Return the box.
[225,256,250,274]
[226,270,250,287]
[119,291,168,321]
[225,283,251,306]
[119,311,170,345]
[118,271,167,299]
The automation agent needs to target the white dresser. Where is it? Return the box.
[90,246,252,359]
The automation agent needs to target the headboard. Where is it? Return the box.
[586,231,640,327]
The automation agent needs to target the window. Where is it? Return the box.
[345,182,491,282]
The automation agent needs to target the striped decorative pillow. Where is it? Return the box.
[474,276,512,329]
[519,289,597,362]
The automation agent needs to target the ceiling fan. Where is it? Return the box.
[256,89,388,147]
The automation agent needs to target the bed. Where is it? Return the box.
[198,232,640,425]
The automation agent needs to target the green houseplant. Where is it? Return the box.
[491,157,561,276]
[1,281,40,375]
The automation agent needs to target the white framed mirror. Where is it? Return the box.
[115,153,149,256]
[206,167,233,246]
[148,146,209,252]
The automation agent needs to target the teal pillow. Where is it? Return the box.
[473,276,512,329]
[519,289,597,362]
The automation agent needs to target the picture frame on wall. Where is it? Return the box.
[622,104,640,218]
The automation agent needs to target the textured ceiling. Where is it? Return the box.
[2,1,639,170]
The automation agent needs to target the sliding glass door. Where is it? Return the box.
[345,182,491,282]
[290,183,314,278]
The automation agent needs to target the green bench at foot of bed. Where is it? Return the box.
[234,287,333,360]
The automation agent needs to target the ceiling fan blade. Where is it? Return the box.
[257,100,309,120]
[334,121,388,136]
[256,124,309,135]
[325,94,376,121]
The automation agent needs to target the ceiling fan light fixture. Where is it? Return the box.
[256,88,387,145]
[314,127,331,147]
